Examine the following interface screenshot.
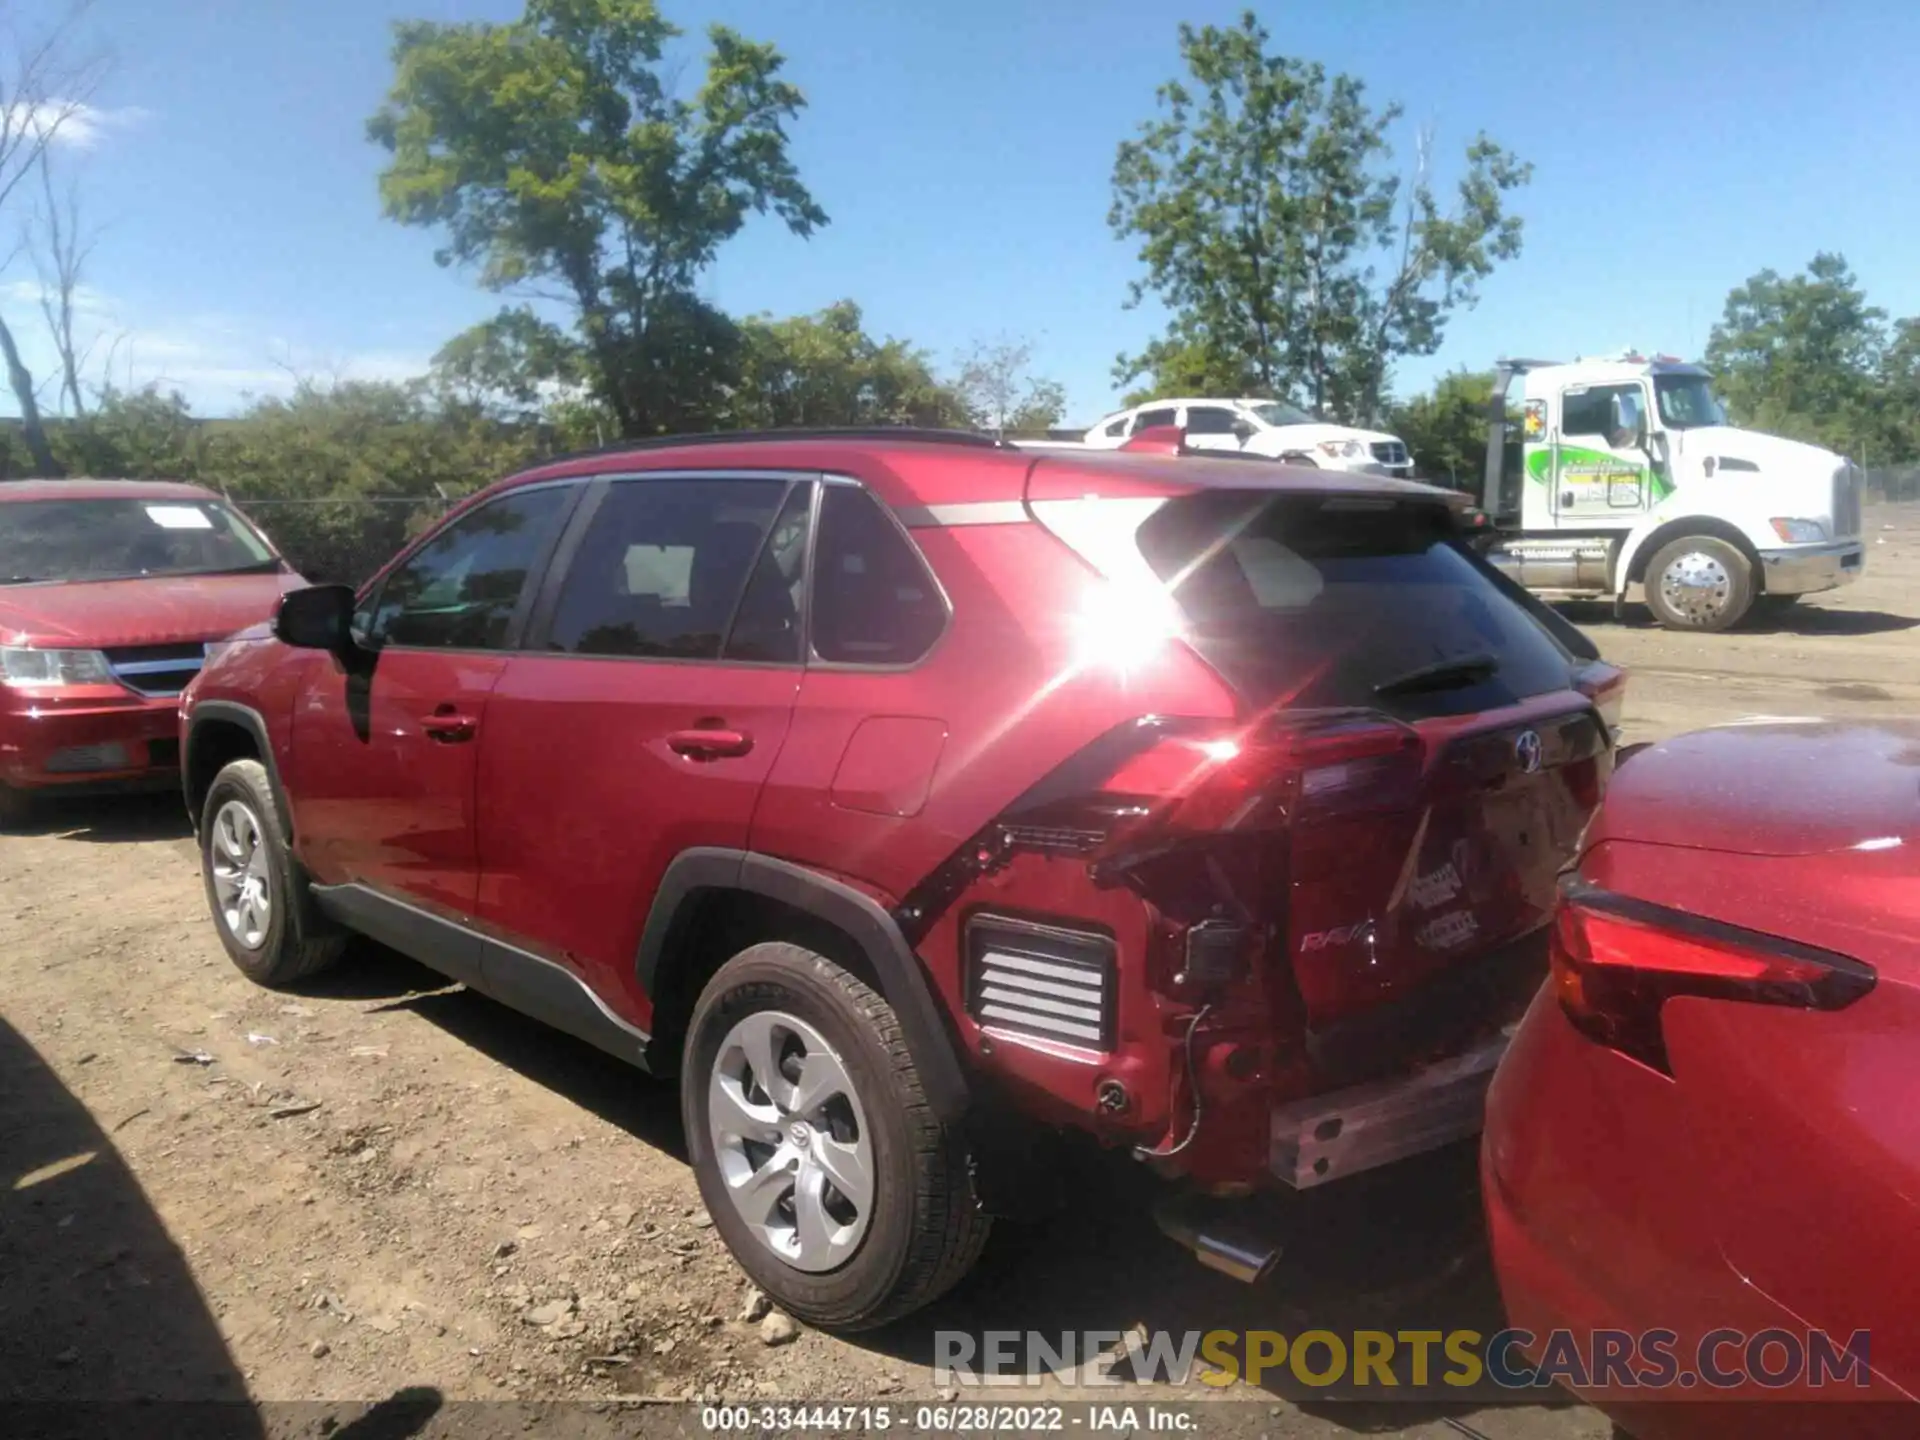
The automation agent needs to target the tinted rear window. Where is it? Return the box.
[1136,492,1575,717]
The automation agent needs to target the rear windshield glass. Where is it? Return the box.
[1136,492,1574,718]
[0,498,278,584]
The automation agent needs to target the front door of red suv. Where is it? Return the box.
[288,483,577,922]
[471,474,810,1032]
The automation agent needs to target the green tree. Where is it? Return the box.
[1109,11,1529,424]
[1385,368,1492,488]
[727,301,967,430]
[1704,253,1885,454]
[201,381,540,583]
[369,0,826,437]
[1878,317,1920,461]
[953,337,1067,435]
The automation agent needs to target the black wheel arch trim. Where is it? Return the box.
[636,847,971,1122]
[185,700,292,841]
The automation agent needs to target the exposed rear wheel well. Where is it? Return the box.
[1625,517,1762,589]
[185,720,260,827]
[644,887,882,1078]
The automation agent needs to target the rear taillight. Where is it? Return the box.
[1097,709,1424,837]
[1550,881,1875,1074]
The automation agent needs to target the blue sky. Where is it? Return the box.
[10,0,1920,425]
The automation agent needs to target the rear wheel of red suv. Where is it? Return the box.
[199,759,346,987]
[681,942,989,1330]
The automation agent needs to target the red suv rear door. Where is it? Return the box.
[472,473,810,1034]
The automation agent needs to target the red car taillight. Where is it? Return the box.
[1098,709,1425,837]
[1550,881,1875,1075]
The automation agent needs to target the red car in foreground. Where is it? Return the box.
[1484,720,1919,1437]
[181,426,1625,1328]
[0,480,301,825]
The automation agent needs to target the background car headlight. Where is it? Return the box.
[1316,439,1366,460]
[0,646,117,687]
[1768,518,1828,543]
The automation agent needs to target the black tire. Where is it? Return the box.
[0,782,32,831]
[682,942,989,1331]
[199,758,345,987]
[1643,534,1755,632]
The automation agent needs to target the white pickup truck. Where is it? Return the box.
[1037,396,1414,479]
[1474,354,1866,631]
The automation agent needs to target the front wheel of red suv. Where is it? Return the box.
[199,759,345,987]
[0,782,32,830]
[682,942,989,1331]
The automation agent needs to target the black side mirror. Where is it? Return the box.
[273,584,357,652]
[1230,418,1256,441]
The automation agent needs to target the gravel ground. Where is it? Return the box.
[4,503,1914,1439]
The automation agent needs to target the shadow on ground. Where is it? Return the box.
[0,1012,449,1440]
[3,789,193,845]
[292,942,688,1162]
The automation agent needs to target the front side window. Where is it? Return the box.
[1561,384,1646,440]
[810,485,946,666]
[1102,417,1128,437]
[366,486,570,650]
[0,497,278,585]
[546,477,788,660]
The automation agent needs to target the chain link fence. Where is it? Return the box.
[1864,465,1920,504]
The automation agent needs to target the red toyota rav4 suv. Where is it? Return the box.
[180,428,1625,1328]
[2,479,302,825]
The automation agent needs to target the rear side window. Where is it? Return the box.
[1133,406,1177,431]
[1183,406,1238,435]
[811,485,946,666]
[546,478,787,660]
[1136,492,1575,718]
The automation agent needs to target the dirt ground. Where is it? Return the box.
[4,503,1915,1440]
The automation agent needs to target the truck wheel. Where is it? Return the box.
[1644,535,1755,632]
[682,942,989,1331]
[199,759,346,987]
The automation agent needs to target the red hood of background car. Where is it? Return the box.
[1590,719,1920,857]
[0,570,303,648]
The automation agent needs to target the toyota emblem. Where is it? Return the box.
[1514,730,1543,774]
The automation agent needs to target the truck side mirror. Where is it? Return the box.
[1607,392,1647,450]
[1230,418,1255,442]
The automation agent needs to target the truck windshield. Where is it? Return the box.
[1653,374,1727,429]
[0,497,280,585]
[1136,491,1575,719]
[1248,400,1315,427]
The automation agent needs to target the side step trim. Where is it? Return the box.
[310,883,652,1069]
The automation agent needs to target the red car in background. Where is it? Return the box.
[1484,720,1920,1438]
[0,479,302,825]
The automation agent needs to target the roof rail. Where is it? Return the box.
[521,426,1011,471]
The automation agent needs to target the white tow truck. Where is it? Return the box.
[1045,396,1414,478]
[1474,353,1866,631]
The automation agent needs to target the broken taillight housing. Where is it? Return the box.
[1550,880,1875,1074]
